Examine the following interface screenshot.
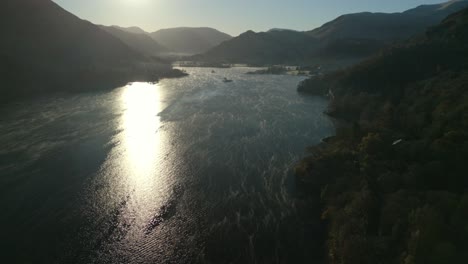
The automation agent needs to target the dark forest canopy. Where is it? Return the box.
[296,7,468,264]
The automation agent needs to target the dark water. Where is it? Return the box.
[0,67,334,263]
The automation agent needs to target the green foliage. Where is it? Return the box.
[296,7,468,264]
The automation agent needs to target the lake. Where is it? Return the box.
[0,67,334,263]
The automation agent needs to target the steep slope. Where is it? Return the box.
[0,0,179,101]
[296,7,468,264]
[307,0,468,40]
[100,25,169,56]
[0,0,142,70]
[299,3,468,101]
[150,27,232,55]
[195,30,320,65]
[198,0,468,67]
[305,0,468,65]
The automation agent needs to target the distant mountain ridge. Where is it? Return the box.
[197,0,468,67]
[150,27,232,55]
[99,26,232,56]
[110,25,148,35]
[268,28,299,33]
[307,0,468,40]
[100,25,169,56]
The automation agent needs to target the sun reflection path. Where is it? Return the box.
[121,82,164,196]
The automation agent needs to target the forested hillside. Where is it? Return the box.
[296,7,468,264]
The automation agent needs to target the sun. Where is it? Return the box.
[120,0,149,6]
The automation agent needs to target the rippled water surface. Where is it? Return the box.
[0,68,334,263]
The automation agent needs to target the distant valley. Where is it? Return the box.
[100,25,169,57]
[2,0,468,100]
[102,26,233,57]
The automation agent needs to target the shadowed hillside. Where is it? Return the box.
[0,0,184,102]
[296,7,468,264]
[307,0,468,40]
[100,25,169,57]
[193,30,320,65]
[197,0,468,68]
[150,27,232,55]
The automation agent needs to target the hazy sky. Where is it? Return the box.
[53,0,449,36]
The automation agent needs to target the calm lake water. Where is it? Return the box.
[0,67,334,263]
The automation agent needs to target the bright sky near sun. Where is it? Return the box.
[53,0,449,36]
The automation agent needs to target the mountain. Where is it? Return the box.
[150,27,232,55]
[296,7,468,264]
[110,25,148,35]
[100,25,169,56]
[198,0,468,67]
[194,30,320,65]
[267,28,298,33]
[0,0,181,101]
[307,0,468,40]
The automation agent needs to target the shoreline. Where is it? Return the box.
[0,68,188,105]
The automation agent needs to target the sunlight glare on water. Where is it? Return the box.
[0,68,335,263]
[122,82,161,181]
[87,82,175,257]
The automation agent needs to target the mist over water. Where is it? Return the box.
[0,67,334,263]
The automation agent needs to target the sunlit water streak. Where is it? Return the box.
[122,82,161,179]
[0,67,334,264]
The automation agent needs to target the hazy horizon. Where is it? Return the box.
[53,0,450,36]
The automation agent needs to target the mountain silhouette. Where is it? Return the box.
[197,0,468,67]
[150,27,232,55]
[0,0,180,101]
[100,25,169,57]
